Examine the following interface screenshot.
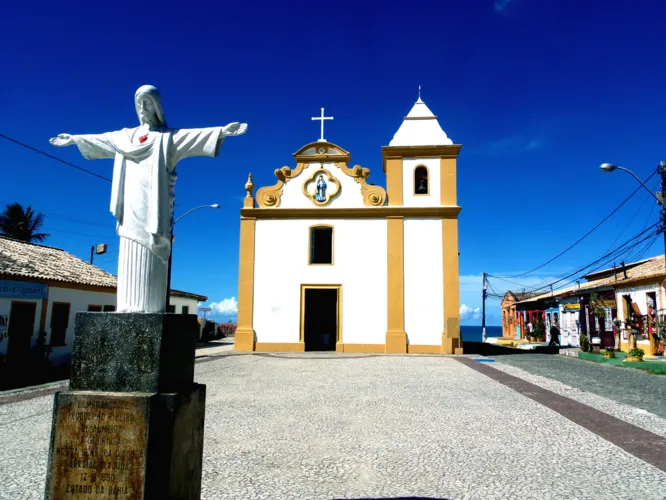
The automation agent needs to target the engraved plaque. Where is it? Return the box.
[46,392,152,500]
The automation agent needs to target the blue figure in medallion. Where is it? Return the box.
[315,174,327,202]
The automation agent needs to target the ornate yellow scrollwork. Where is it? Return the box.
[334,162,387,207]
[255,163,307,208]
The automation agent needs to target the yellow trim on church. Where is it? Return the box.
[386,216,407,353]
[234,215,256,351]
[235,140,463,355]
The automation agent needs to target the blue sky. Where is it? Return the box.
[2,0,666,325]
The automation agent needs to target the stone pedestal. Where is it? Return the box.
[44,313,206,500]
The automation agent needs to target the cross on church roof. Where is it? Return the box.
[311,107,333,142]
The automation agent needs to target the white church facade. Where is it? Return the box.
[234,96,462,354]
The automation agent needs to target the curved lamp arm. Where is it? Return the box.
[173,204,220,227]
[601,164,662,205]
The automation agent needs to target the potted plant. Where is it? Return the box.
[590,294,607,319]
[603,347,615,359]
[625,348,645,362]
[579,332,590,353]
[534,320,546,343]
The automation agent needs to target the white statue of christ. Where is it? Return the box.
[50,85,247,314]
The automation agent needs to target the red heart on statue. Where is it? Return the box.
[139,135,148,143]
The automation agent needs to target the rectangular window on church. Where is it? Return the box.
[309,226,333,265]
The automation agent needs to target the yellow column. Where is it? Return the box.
[440,154,461,354]
[234,213,256,352]
[385,157,403,206]
[442,217,461,354]
[386,216,407,353]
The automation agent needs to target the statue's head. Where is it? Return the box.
[135,85,167,128]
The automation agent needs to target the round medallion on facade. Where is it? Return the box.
[302,167,341,207]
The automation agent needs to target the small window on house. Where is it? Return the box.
[103,305,116,312]
[87,305,102,312]
[50,302,71,346]
[414,166,429,195]
[309,226,333,265]
[182,305,189,315]
[166,305,176,314]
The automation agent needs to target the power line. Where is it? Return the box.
[46,227,115,239]
[493,223,661,300]
[543,233,660,297]
[493,171,657,279]
[531,223,661,295]
[486,275,542,290]
[601,178,659,255]
[0,201,115,229]
[0,133,112,182]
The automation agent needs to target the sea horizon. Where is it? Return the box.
[461,325,502,343]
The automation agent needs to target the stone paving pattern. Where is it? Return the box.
[491,357,666,439]
[2,353,666,499]
[493,353,666,418]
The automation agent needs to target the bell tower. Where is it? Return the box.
[381,92,460,208]
[381,91,463,354]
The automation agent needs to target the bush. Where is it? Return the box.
[534,320,546,341]
[579,333,590,352]
[628,348,645,360]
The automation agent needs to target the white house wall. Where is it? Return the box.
[615,284,659,347]
[253,219,387,345]
[402,158,441,207]
[0,297,43,356]
[404,219,444,345]
[278,162,369,209]
[46,287,116,365]
[170,296,199,315]
[616,284,661,321]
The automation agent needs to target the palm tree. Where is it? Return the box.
[0,202,49,243]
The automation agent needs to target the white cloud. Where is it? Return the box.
[209,297,238,317]
[460,304,481,321]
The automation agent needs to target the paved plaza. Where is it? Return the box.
[2,352,666,499]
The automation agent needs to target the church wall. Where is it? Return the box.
[278,162,368,209]
[402,158,441,207]
[404,219,444,345]
[252,218,387,345]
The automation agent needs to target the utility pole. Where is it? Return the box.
[165,230,174,313]
[482,272,487,342]
[657,160,666,259]
[658,161,666,339]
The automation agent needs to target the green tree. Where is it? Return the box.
[0,202,49,243]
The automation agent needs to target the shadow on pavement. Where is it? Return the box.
[463,341,560,356]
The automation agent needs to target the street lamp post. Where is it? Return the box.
[600,161,666,348]
[166,204,220,311]
[600,161,666,260]
[90,243,107,265]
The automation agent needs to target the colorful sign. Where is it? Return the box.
[0,280,47,299]
[563,304,581,311]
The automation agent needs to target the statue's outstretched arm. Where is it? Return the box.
[49,134,75,147]
[49,132,116,160]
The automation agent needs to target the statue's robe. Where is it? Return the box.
[73,126,225,313]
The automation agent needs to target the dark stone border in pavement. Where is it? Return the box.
[0,353,237,406]
[456,357,666,473]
